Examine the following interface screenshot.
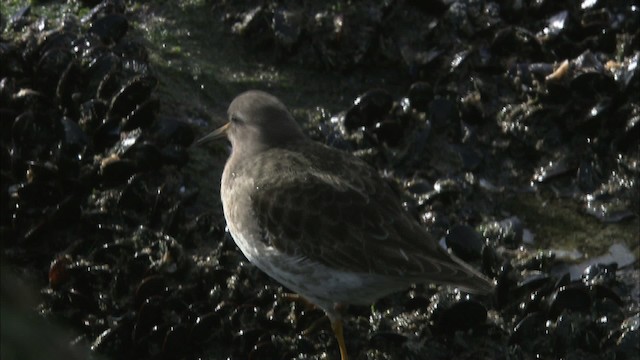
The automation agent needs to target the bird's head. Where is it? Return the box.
[195,90,305,154]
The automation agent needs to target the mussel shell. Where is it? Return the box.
[89,14,128,45]
[344,89,393,131]
[445,224,484,261]
[107,75,157,120]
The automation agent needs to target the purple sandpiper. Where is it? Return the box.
[197,90,494,360]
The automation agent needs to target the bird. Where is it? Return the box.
[196,90,495,360]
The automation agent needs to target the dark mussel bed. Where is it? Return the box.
[1,1,638,360]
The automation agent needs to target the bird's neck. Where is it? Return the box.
[233,137,305,158]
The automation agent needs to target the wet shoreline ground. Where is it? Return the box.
[1,1,638,359]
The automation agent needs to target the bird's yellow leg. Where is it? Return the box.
[331,318,349,360]
[283,294,349,359]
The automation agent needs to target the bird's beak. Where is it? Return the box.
[193,122,230,147]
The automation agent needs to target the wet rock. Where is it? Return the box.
[445,224,484,261]
[552,312,601,355]
[576,159,603,193]
[428,98,458,130]
[547,283,592,319]
[134,275,167,309]
[151,117,195,147]
[344,89,393,131]
[533,155,577,183]
[370,120,404,147]
[133,297,163,342]
[582,263,617,286]
[162,324,190,356]
[369,332,409,352]
[428,291,488,335]
[191,312,220,344]
[89,14,128,45]
[509,312,548,352]
[120,98,159,131]
[583,174,636,223]
[99,156,137,186]
[479,217,524,249]
[492,27,545,61]
[407,82,432,113]
[60,116,89,151]
[272,8,303,51]
[615,314,640,360]
[107,75,157,121]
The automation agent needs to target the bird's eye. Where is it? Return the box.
[230,114,242,124]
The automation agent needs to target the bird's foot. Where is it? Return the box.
[281,292,317,310]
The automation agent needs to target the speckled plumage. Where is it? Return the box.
[203,90,494,360]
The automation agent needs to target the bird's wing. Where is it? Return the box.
[251,144,492,292]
